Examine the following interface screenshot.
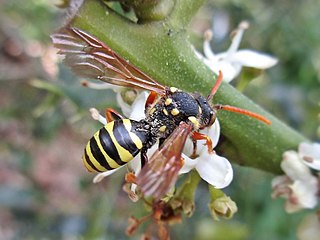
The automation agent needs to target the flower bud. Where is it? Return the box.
[208,195,238,221]
[208,186,237,220]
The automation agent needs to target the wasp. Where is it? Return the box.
[52,27,271,199]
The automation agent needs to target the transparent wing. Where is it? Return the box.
[51,27,166,94]
[137,122,192,200]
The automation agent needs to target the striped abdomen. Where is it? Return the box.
[82,119,148,172]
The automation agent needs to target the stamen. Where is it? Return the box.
[89,108,107,125]
[203,29,215,60]
[226,21,249,58]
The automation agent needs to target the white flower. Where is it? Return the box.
[271,150,319,213]
[82,80,138,117]
[299,142,320,170]
[180,120,233,189]
[198,21,278,82]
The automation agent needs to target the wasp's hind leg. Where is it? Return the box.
[105,108,124,122]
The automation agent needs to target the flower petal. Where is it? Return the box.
[183,119,221,157]
[290,179,319,209]
[271,175,291,190]
[93,167,123,183]
[202,57,241,82]
[299,142,320,170]
[231,49,278,69]
[128,155,142,175]
[285,200,304,213]
[196,152,233,188]
[207,119,221,148]
[281,151,314,182]
[179,154,198,174]
[116,92,132,117]
[182,138,195,157]
[271,175,291,199]
[129,91,148,120]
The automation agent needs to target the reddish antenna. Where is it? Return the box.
[214,104,271,125]
[207,70,223,101]
[208,70,271,125]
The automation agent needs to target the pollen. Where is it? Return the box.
[159,125,167,132]
[170,87,178,93]
[171,108,180,116]
[165,98,173,106]
[163,108,169,116]
[188,116,199,129]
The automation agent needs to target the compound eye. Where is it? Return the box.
[208,111,216,126]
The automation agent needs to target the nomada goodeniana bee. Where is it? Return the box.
[52,27,271,199]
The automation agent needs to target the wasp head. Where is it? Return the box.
[195,95,217,129]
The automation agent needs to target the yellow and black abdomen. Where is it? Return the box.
[82,119,148,172]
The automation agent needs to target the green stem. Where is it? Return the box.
[168,0,207,28]
[66,0,307,174]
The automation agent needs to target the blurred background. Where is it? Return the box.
[0,0,319,239]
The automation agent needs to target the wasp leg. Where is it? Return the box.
[145,91,158,109]
[140,148,148,168]
[189,139,199,159]
[105,108,124,122]
[125,172,137,184]
[191,132,213,154]
[158,138,165,149]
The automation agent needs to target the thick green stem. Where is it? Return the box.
[67,0,307,174]
[168,0,207,28]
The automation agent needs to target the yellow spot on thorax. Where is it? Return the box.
[188,116,199,129]
[163,108,169,116]
[159,125,167,132]
[171,108,180,116]
[165,98,173,106]
[149,107,156,115]
[170,87,178,93]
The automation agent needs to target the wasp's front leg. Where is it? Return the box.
[189,139,199,159]
[191,132,213,154]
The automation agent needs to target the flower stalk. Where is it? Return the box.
[169,170,201,217]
